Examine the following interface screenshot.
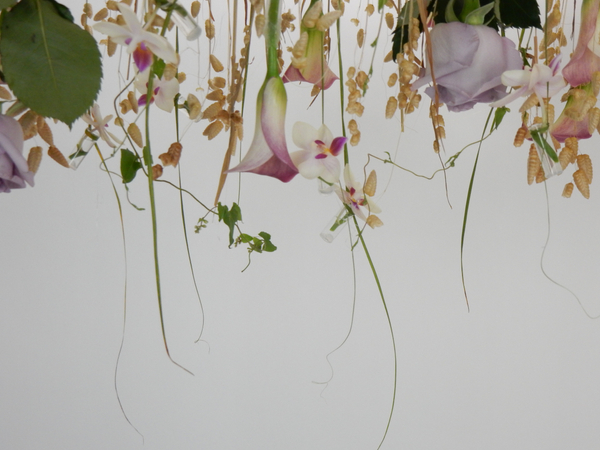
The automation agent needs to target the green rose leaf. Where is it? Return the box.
[0,0,102,126]
[0,0,17,10]
[497,0,541,29]
[120,149,143,183]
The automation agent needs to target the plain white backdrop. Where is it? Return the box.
[2,1,600,449]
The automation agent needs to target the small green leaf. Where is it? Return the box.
[0,0,102,126]
[153,58,166,79]
[218,202,243,247]
[259,232,277,252]
[120,149,143,183]
[530,127,558,162]
[239,233,253,243]
[378,0,385,11]
[491,106,509,131]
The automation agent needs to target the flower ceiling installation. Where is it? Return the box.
[2,0,600,447]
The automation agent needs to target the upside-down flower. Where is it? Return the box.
[551,86,596,142]
[134,69,180,112]
[227,76,298,182]
[490,59,566,110]
[93,3,178,72]
[0,115,34,193]
[290,122,346,183]
[562,0,600,87]
[282,1,340,90]
[335,165,381,222]
[81,103,118,148]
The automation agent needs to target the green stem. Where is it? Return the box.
[352,215,397,450]
[336,16,349,165]
[265,0,281,78]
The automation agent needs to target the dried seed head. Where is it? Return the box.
[364,170,377,197]
[255,14,265,36]
[303,1,322,28]
[187,94,201,120]
[191,0,200,18]
[202,102,223,121]
[527,144,541,185]
[589,107,600,134]
[27,146,42,173]
[577,154,593,183]
[93,7,108,21]
[162,63,178,81]
[48,145,70,168]
[366,214,383,228]
[559,146,575,169]
[209,54,224,72]
[127,91,139,114]
[562,182,574,198]
[436,125,446,140]
[387,73,398,87]
[514,125,527,147]
[152,164,163,180]
[573,169,591,198]
[365,4,374,15]
[159,142,183,167]
[292,32,309,59]
[127,123,143,147]
[385,12,394,29]
[205,19,215,39]
[37,117,54,146]
[19,111,38,140]
[535,165,546,183]
[316,10,343,31]
[385,96,398,119]
[203,120,224,140]
[114,117,124,127]
[350,131,361,146]
[120,98,132,114]
[383,50,393,63]
[519,93,539,112]
[83,3,93,18]
[106,1,119,11]
[206,88,225,102]
[177,72,186,83]
[546,4,561,29]
[592,72,600,97]
[357,28,365,48]
[355,71,368,90]
[0,86,12,100]
[346,101,364,116]
[433,139,440,153]
[106,36,117,56]
[347,66,356,79]
[348,119,358,133]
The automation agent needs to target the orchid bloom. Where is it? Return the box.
[0,114,34,193]
[290,122,346,183]
[227,76,298,182]
[81,103,119,148]
[562,0,600,87]
[93,3,178,72]
[490,59,566,111]
[335,165,381,222]
[282,1,340,90]
[134,69,180,112]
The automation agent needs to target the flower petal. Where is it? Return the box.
[292,121,319,150]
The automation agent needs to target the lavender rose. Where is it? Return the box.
[0,114,34,193]
[412,22,523,112]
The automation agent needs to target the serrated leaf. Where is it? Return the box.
[120,148,143,183]
[0,0,102,126]
[497,0,541,29]
[48,0,73,22]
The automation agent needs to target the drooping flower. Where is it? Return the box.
[81,103,119,148]
[0,115,34,193]
[93,3,178,72]
[561,0,600,87]
[282,1,340,90]
[412,22,523,112]
[227,76,298,182]
[290,122,346,183]
[335,165,381,222]
[490,60,566,110]
[134,69,180,112]
[551,86,597,142]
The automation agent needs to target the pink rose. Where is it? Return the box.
[412,22,523,112]
[0,114,34,193]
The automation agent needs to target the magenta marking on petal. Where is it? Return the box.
[315,153,327,159]
[138,94,148,106]
[125,37,132,45]
[314,140,325,146]
[329,136,347,156]
[154,87,160,94]
[133,45,153,72]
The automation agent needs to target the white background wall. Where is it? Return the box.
[2,1,600,449]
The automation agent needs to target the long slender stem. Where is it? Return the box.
[353,216,397,450]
